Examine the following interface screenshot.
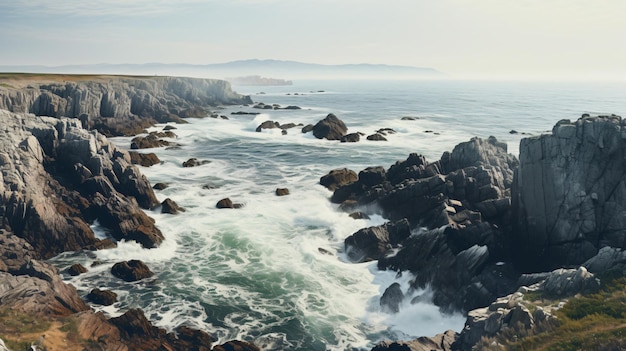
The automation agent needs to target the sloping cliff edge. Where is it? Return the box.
[0,73,253,136]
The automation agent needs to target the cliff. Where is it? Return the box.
[513,115,626,271]
[0,74,253,136]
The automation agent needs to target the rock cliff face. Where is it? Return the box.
[513,115,626,271]
[0,109,162,259]
[0,75,252,136]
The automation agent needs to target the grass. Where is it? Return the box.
[0,308,51,350]
[478,274,626,351]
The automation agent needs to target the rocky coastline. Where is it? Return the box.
[2,73,625,350]
[0,75,259,350]
[321,114,626,350]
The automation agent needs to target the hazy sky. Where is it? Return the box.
[1,0,625,79]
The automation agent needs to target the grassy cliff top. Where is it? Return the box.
[0,73,185,89]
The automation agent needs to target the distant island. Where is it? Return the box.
[226,75,293,86]
[0,59,444,80]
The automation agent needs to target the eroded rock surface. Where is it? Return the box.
[0,110,162,258]
[513,115,626,271]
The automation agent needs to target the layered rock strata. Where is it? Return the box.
[0,75,252,136]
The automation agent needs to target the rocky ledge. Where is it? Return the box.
[0,74,252,136]
[323,114,626,350]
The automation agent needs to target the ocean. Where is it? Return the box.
[50,79,626,350]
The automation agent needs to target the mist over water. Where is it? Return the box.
[50,79,626,350]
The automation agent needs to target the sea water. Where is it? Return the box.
[50,79,626,350]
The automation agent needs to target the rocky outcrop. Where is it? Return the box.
[0,110,162,258]
[111,260,154,282]
[216,198,244,209]
[312,113,348,140]
[87,288,118,306]
[512,115,626,272]
[332,137,520,312]
[371,330,457,351]
[0,75,252,136]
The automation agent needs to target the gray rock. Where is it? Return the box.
[0,76,252,136]
[512,115,626,271]
[540,267,600,298]
[345,219,411,262]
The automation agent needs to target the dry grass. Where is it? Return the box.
[0,72,162,89]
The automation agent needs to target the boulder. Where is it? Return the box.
[161,198,185,214]
[129,151,160,167]
[183,158,211,167]
[216,198,244,209]
[312,113,348,140]
[111,260,154,282]
[319,168,358,191]
[367,133,387,141]
[256,120,280,132]
[344,219,411,262]
[67,263,88,276]
[212,340,261,351]
[87,288,118,306]
[341,132,361,143]
[380,282,404,313]
[275,188,290,196]
[153,182,169,190]
[130,132,171,149]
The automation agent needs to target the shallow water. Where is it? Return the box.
[50,79,626,350]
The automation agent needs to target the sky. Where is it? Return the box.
[1,0,625,79]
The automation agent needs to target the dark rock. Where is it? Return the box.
[163,125,177,131]
[275,188,290,196]
[401,116,420,121]
[349,211,370,220]
[380,282,404,313]
[509,130,519,134]
[367,133,387,141]
[216,198,244,209]
[153,182,168,190]
[341,133,361,143]
[231,111,260,115]
[87,288,118,306]
[183,158,211,167]
[67,263,88,276]
[161,198,185,214]
[212,340,261,351]
[283,105,302,110]
[345,219,411,262]
[320,168,358,191]
[279,122,299,129]
[111,260,154,282]
[301,124,314,133]
[130,132,171,149]
[376,128,396,135]
[256,120,280,132]
[129,151,160,167]
[312,113,348,140]
[173,325,216,351]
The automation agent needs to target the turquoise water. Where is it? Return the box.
[51,79,626,350]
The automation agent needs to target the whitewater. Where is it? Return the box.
[50,79,626,350]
